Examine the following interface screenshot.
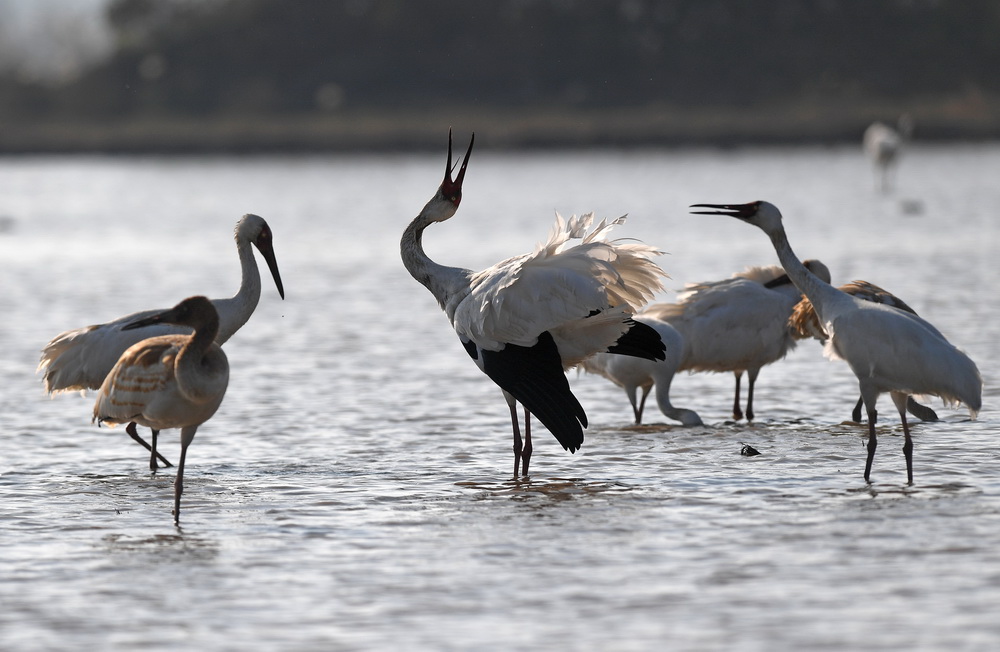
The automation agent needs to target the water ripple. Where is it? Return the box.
[3,149,1000,651]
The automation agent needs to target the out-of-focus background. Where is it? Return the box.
[2,0,999,152]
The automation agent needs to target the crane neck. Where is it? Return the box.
[213,236,262,344]
[175,312,225,403]
[766,227,843,323]
[401,206,471,314]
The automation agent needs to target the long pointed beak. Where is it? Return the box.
[442,129,474,204]
[254,235,285,299]
[689,203,756,218]
[446,129,454,179]
[454,132,474,186]
[123,307,176,331]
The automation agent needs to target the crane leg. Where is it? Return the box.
[852,397,864,423]
[508,399,523,478]
[149,429,162,472]
[636,385,651,425]
[732,372,744,421]
[627,387,640,424]
[745,369,760,422]
[902,428,914,485]
[864,407,878,483]
[126,422,173,470]
[173,426,197,527]
[521,407,532,477]
[174,450,186,526]
[852,396,878,424]
[891,393,914,485]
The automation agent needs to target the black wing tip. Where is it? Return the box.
[517,378,586,453]
[608,320,666,361]
[477,332,587,453]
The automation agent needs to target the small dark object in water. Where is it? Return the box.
[741,444,761,457]
[899,198,925,215]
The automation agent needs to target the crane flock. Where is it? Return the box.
[37,130,985,524]
[39,213,283,471]
[691,201,981,484]
[581,260,832,426]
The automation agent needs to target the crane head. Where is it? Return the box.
[689,202,762,220]
[123,296,218,332]
[251,222,286,300]
[690,201,785,233]
[441,129,474,207]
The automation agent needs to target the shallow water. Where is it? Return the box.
[2,144,999,650]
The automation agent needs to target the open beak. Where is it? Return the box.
[254,231,285,300]
[443,129,474,204]
[689,202,758,219]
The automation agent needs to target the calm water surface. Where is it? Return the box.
[2,145,999,651]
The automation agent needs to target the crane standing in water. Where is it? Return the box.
[94,296,229,525]
[863,114,914,192]
[582,261,830,426]
[40,214,283,471]
[401,131,668,477]
[693,200,981,484]
[788,279,939,424]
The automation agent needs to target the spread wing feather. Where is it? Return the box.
[92,337,180,427]
[454,213,665,349]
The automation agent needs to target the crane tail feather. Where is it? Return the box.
[606,319,666,361]
[477,332,587,452]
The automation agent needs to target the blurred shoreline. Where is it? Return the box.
[4,100,998,154]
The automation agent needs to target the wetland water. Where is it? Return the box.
[2,145,999,650]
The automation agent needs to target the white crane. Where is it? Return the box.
[401,131,668,477]
[863,114,914,192]
[93,296,229,526]
[39,213,282,470]
[669,261,831,422]
[692,201,982,484]
[581,261,829,425]
[789,280,939,423]
[580,316,703,426]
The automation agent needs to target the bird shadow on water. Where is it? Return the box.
[99,532,219,563]
[456,476,633,504]
[842,480,981,500]
[615,423,687,434]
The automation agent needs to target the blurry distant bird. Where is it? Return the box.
[94,296,229,526]
[693,200,982,484]
[789,279,939,423]
[40,213,283,470]
[863,114,914,192]
[401,131,668,477]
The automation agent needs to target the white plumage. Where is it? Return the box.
[94,296,229,525]
[789,279,939,423]
[693,200,982,484]
[456,212,666,361]
[863,114,913,192]
[580,316,701,426]
[39,213,282,469]
[582,260,830,425]
[401,131,668,477]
